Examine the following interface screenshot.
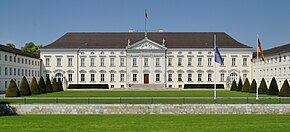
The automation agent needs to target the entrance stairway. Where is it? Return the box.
[127,84,166,91]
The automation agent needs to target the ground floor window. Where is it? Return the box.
[121,85,124,88]
[178,74,182,81]
[55,73,64,82]
[120,74,125,82]
[101,74,105,82]
[133,74,137,82]
[68,74,72,82]
[243,74,247,80]
[198,74,202,82]
[230,72,238,82]
[46,74,50,79]
[220,73,224,82]
[188,74,192,81]
[208,74,212,82]
[168,74,172,82]
[111,85,114,88]
[178,85,182,88]
[111,74,115,82]
[91,74,95,82]
[81,74,85,82]
[156,74,160,82]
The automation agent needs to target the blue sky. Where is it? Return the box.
[0,0,289,50]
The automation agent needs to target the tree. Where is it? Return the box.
[226,76,231,89]
[241,78,250,92]
[5,79,20,97]
[21,42,42,53]
[52,78,59,92]
[249,79,257,93]
[6,43,15,48]
[45,77,53,93]
[30,77,40,95]
[268,77,279,95]
[258,78,268,94]
[237,78,243,91]
[230,80,237,91]
[279,79,290,97]
[19,76,31,96]
[57,78,64,91]
[38,76,47,94]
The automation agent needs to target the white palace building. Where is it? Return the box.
[40,32,254,89]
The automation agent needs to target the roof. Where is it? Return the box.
[263,43,290,56]
[0,44,40,59]
[42,32,252,49]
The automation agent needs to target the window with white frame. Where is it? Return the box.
[156,74,160,82]
[188,58,192,66]
[68,74,72,82]
[81,74,85,82]
[208,58,212,66]
[188,74,192,81]
[14,68,16,76]
[68,58,73,66]
[110,57,115,66]
[120,57,125,66]
[10,68,12,75]
[168,74,172,81]
[168,58,172,66]
[156,58,160,66]
[100,58,105,66]
[90,57,95,67]
[80,58,85,67]
[120,74,125,82]
[110,74,115,82]
[230,72,238,82]
[91,74,95,82]
[198,74,202,82]
[220,73,225,82]
[144,58,148,66]
[5,67,7,75]
[198,58,202,66]
[133,58,137,66]
[133,74,137,82]
[208,74,212,82]
[56,58,61,67]
[100,74,105,82]
[45,58,50,66]
[232,58,236,66]
[178,58,182,66]
[243,73,247,80]
[18,68,20,76]
[178,74,182,81]
[243,58,247,66]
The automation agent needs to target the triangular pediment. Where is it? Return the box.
[127,37,167,50]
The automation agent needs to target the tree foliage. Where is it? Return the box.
[241,78,250,92]
[38,76,46,94]
[267,77,279,95]
[237,78,243,91]
[21,42,42,53]
[19,76,31,96]
[258,78,268,94]
[30,77,40,95]
[230,80,237,91]
[279,79,290,97]
[249,79,257,93]
[45,77,53,93]
[52,78,59,92]
[5,79,20,97]
[6,43,15,48]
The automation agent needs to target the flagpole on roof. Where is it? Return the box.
[256,34,259,100]
[214,34,217,100]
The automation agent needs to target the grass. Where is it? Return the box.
[1,114,290,131]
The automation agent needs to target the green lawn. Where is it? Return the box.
[1,114,290,131]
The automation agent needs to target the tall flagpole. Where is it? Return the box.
[256,34,259,100]
[214,34,217,100]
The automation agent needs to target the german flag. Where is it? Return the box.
[258,38,267,63]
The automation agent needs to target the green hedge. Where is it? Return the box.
[184,84,224,89]
[5,79,20,97]
[68,84,109,89]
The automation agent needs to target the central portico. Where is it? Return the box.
[126,37,167,86]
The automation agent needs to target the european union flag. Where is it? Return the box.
[214,35,223,65]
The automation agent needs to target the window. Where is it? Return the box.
[243,58,247,66]
[5,55,7,61]
[5,67,7,75]
[90,58,95,67]
[111,85,114,88]
[120,57,125,66]
[110,57,115,66]
[100,58,105,66]
[198,58,202,66]
[28,60,31,65]
[230,72,238,82]
[9,56,12,62]
[208,74,212,82]
[57,58,61,66]
[243,74,247,80]
[25,59,28,64]
[198,74,202,82]
[14,56,16,62]
[188,74,192,81]
[208,58,212,66]
[133,74,137,82]
[168,74,172,81]
[81,74,85,82]
[188,58,192,66]
[25,69,27,76]
[68,58,73,66]
[220,73,225,82]
[232,58,236,66]
[45,58,50,66]
[10,67,12,75]
[121,85,124,88]
[32,60,34,65]
[22,69,24,76]
[80,58,85,67]
[156,58,160,66]
[156,74,160,82]
[133,58,137,66]
[17,58,20,63]
[101,74,105,82]
[120,74,125,82]
[110,74,115,82]
[91,74,95,82]
[178,58,182,66]
[68,74,72,82]
[178,74,182,81]
[144,58,148,66]
[18,68,20,76]
[5,81,7,89]
[14,68,16,76]
[168,58,172,66]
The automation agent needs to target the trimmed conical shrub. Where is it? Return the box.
[30,77,40,95]
[230,80,237,91]
[249,79,257,93]
[258,78,268,94]
[19,76,31,96]
[5,79,20,97]
[45,77,53,93]
[268,77,279,95]
[52,78,59,92]
[38,76,46,94]
[237,78,243,91]
[242,78,250,92]
[279,79,290,97]
[57,78,64,91]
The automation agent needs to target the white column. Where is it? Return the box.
[151,55,154,84]
[162,54,166,84]
[127,55,131,84]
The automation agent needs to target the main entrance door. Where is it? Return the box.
[144,74,149,84]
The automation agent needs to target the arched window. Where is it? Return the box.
[230,72,238,82]
[55,73,64,82]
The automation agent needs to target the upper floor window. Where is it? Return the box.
[144,58,148,66]
[57,58,61,67]
[110,57,115,66]
[68,58,73,66]
[80,58,85,67]
[243,58,247,66]
[168,58,172,66]
[9,56,12,62]
[100,58,105,66]
[168,74,172,82]
[155,58,160,66]
[188,58,192,66]
[133,58,137,66]
[90,58,95,67]
[178,58,182,66]
[45,58,50,66]
[198,58,202,66]
[5,55,7,61]
[208,58,212,66]
[232,58,236,66]
[120,57,125,66]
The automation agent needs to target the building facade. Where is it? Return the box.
[40,32,253,89]
[0,44,41,92]
[254,43,290,89]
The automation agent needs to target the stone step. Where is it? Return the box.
[127,84,165,90]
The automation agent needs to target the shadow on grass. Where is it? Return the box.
[0,102,17,116]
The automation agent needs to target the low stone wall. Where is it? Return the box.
[1,104,290,114]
